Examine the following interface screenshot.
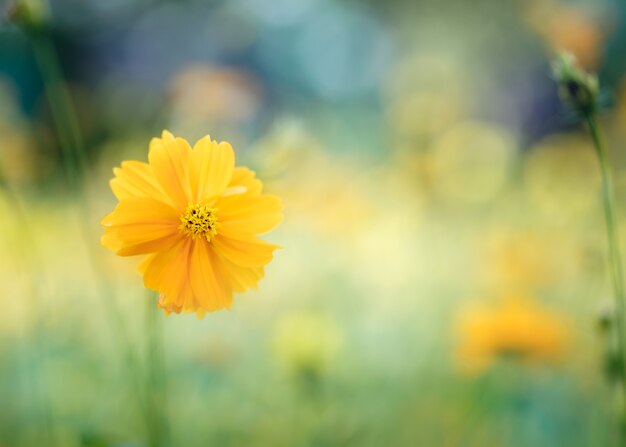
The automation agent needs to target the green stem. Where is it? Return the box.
[28,27,133,358]
[145,294,170,447]
[587,114,626,429]
[30,33,86,188]
[26,26,155,442]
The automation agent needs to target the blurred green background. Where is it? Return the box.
[1,0,626,445]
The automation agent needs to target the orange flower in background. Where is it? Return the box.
[456,296,568,375]
[525,2,606,69]
[102,130,282,316]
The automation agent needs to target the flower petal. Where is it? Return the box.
[211,233,279,268]
[148,131,192,209]
[142,238,194,310]
[101,232,123,252]
[110,160,167,202]
[189,136,235,203]
[228,167,262,196]
[218,255,265,292]
[217,193,283,235]
[102,197,181,256]
[189,240,233,311]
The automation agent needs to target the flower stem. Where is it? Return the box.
[25,24,154,442]
[30,33,86,188]
[145,295,170,447]
[586,113,626,428]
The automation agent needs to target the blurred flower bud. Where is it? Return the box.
[5,0,49,32]
[272,311,343,388]
[596,300,614,333]
[552,52,599,116]
[604,351,624,383]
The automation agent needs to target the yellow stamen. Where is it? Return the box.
[179,204,219,241]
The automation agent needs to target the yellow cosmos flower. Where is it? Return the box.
[101,130,283,316]
[456,296,568,375]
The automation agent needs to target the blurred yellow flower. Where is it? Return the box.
[383,53,468,141]
[272,311,343,379]
[456,296,568,375]
[430,121,516,204]
[101,130,282,316]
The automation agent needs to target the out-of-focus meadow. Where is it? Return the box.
[2,0,626,445]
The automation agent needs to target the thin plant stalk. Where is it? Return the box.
[586,113,626,423]
[553,52,626,443]
[25,26,158,442]
[145,293,170,447]
[30,34,85,186]
[29,28,135,367]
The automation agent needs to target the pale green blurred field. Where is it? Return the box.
[1,118,623,445]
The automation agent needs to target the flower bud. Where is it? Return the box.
[552,52,599,116]
[5,0,49,32]
[596,300,614,333]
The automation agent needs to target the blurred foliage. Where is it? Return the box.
[1,0,626,445]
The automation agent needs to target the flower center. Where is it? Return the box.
[179,204,219,241]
